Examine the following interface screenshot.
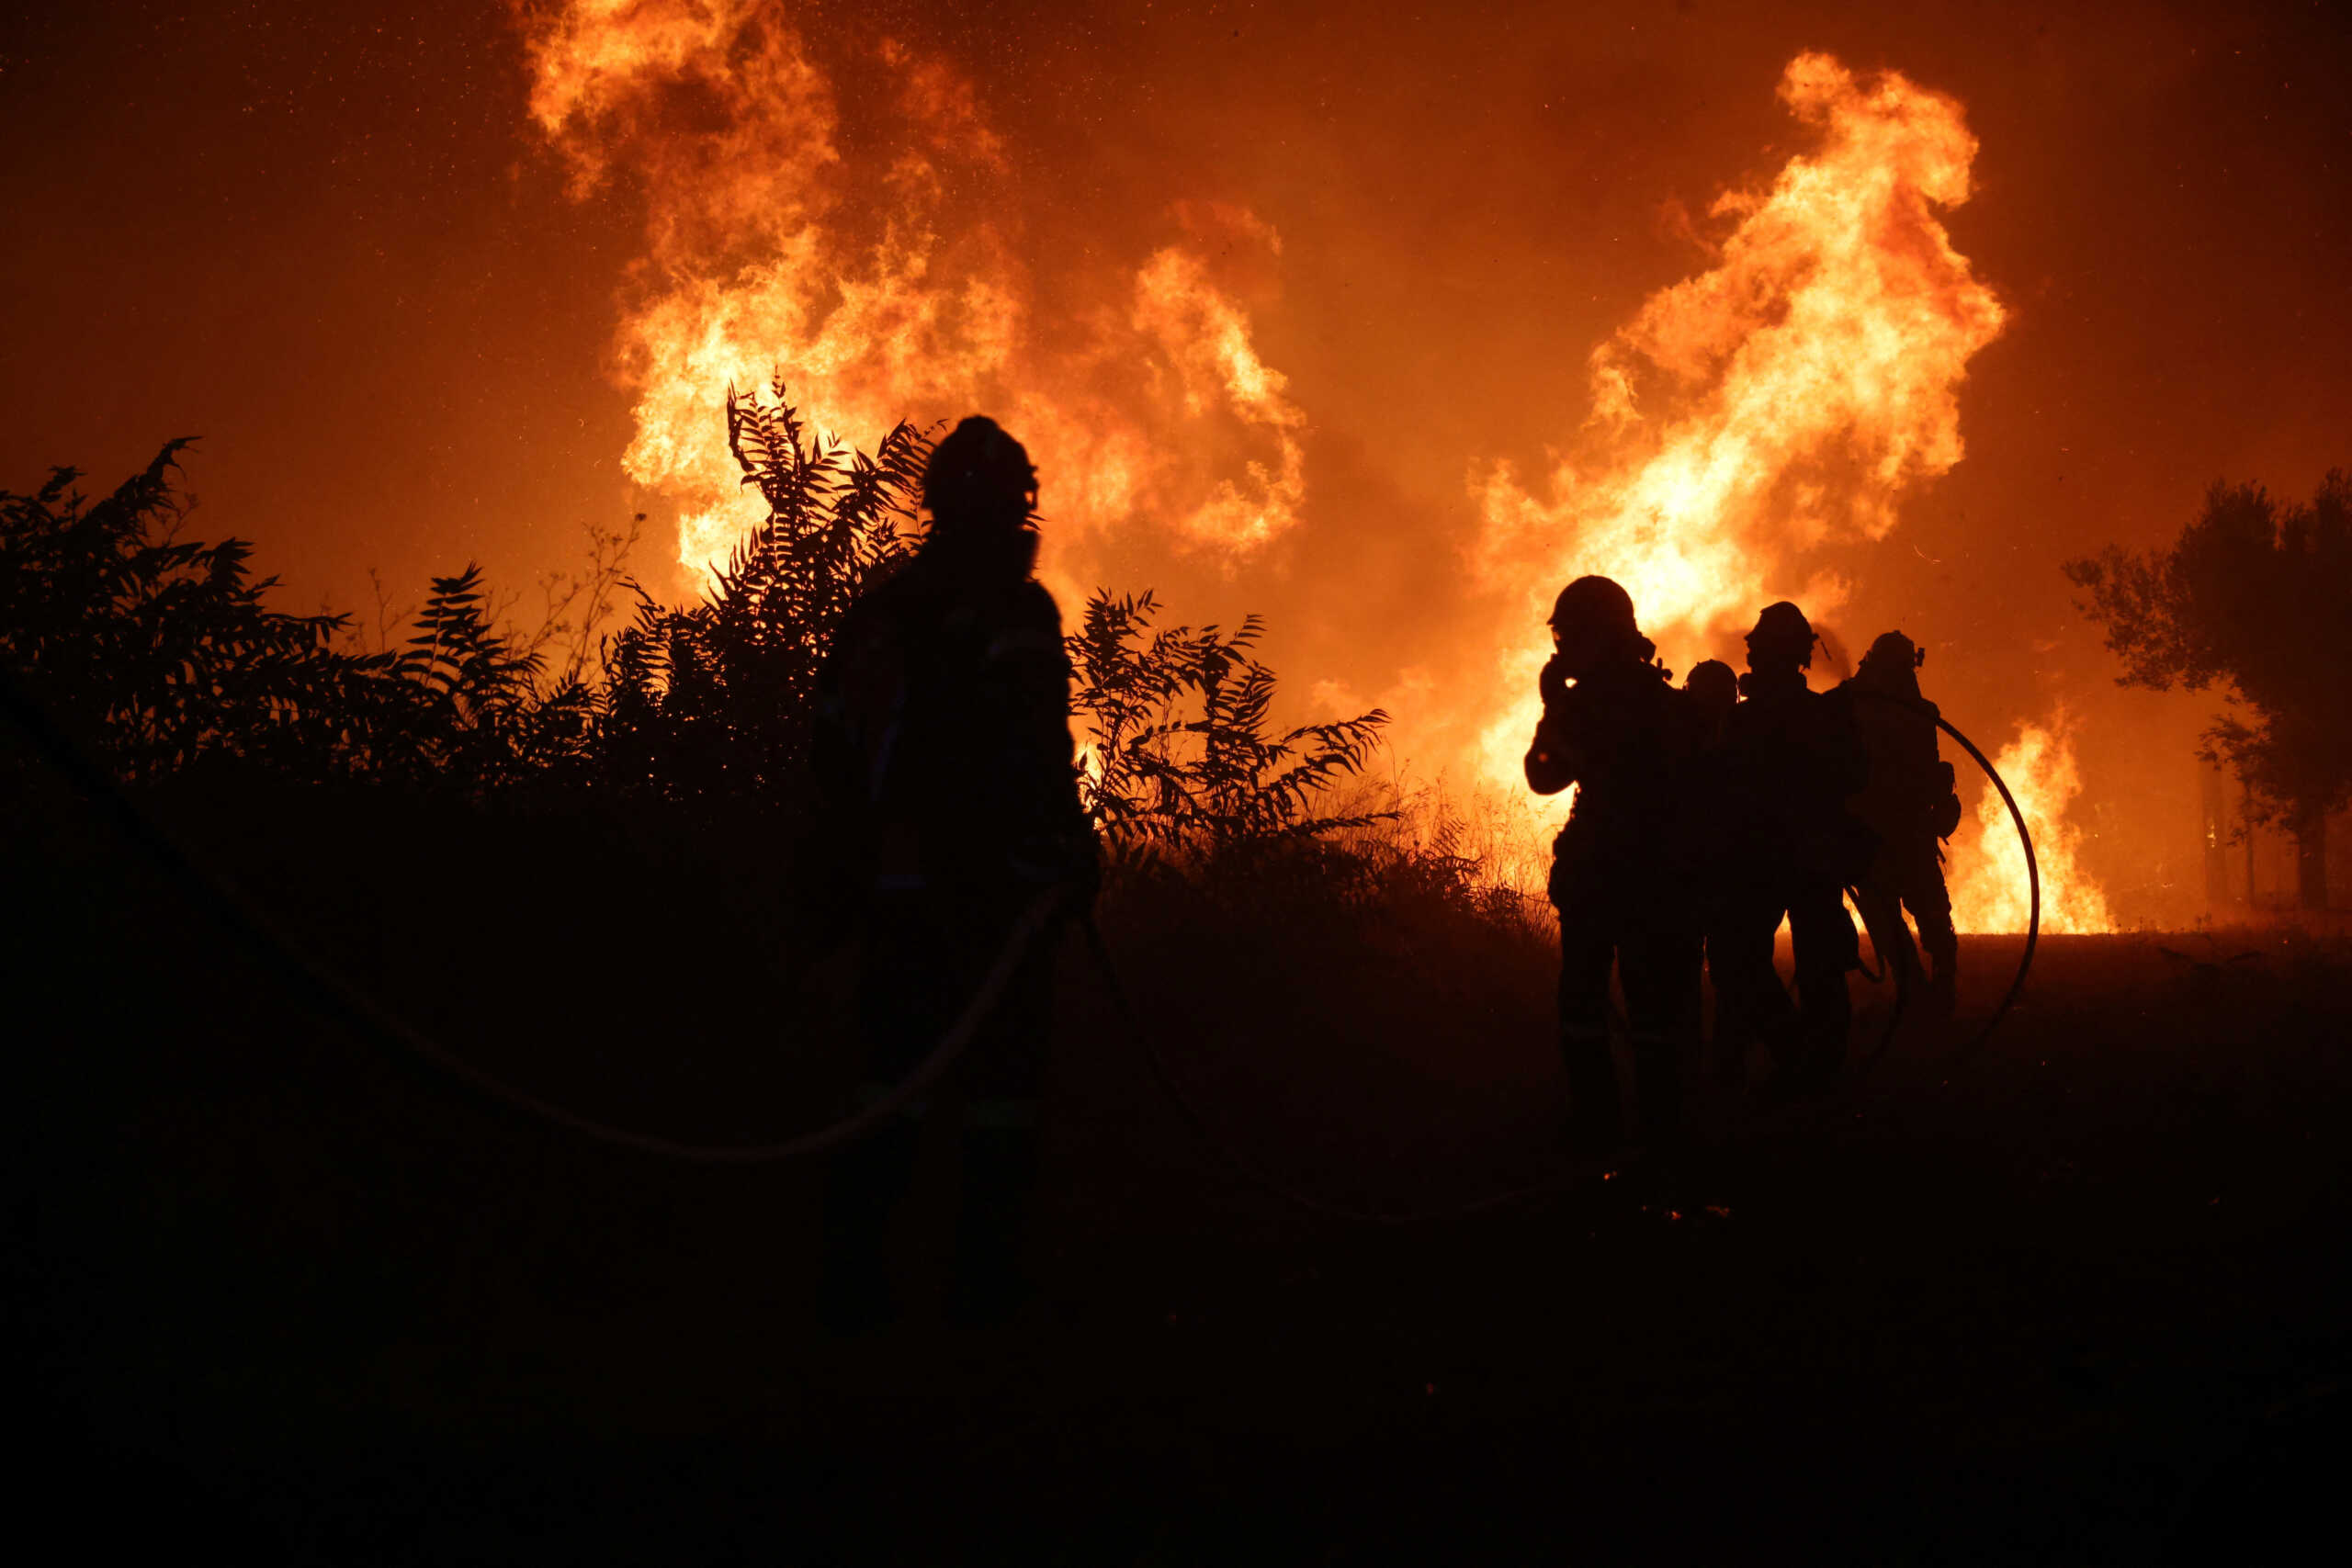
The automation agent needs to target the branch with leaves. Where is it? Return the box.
[1068,589,1392,852]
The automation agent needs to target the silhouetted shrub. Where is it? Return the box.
[3,394,1437,897]
[2,441,371,783]
[1,443,599,795]
[1068,589,1391,852]
[592,383,929,809]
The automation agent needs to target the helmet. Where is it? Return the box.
[1746,601,1815,669]
[1548,575,1636,635]
[1547,576,1642,675]
[923,416,1037,527]
[1860,630,1923,671]
[1684,658,1738,714]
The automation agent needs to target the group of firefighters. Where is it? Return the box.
[813,418,1966,1328]
[1530,576,1963,1160]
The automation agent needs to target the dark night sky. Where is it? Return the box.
[5,1,2349,917]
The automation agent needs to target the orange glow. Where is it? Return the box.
[522,16,2107,932]
[1465,52,2007,789]
[1442,52,2105,929]
[1950,715,2117,935]
[1132,247,1307,553]
[520,0,1304,586]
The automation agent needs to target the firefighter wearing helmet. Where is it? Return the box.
[1683,658,1739,746]
[1526,575,1707,1157]
[1709,601,1875,1089]
[813,415,1096,1332]
[1836,631,1962,1016]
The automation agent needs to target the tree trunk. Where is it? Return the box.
[2296,809,2329,911]
[2243,775,2257,907]
[2199,761,2231,911]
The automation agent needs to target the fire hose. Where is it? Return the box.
[4,672,2037,1211]
[0,672,1061,1166]
[6,657,1556,1213]
[1842,689,2041,1069]
[1071,694,2043,1227]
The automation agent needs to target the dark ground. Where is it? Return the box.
[8,784,2350,1562]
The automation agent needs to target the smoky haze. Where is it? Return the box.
[6,0,2349,925]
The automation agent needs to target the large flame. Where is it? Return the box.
[1951,716,2116,935]
[520,0,1306,584]
[521,16,2108,934]
[1466,53,2008,787]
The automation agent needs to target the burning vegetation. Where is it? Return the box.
[18,15,2352,1561]
[1469,52,2007,747]
[514,7,2111,932]
[0,417,1442,908]
[1948,713,2115,935]
[521,0,1308,585]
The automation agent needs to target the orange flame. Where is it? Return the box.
[1132,247,1307,555]
[522,18,2110,933]
[1465,53,2008,787]
[520,0,1305,586]
[1951,715,2115,934]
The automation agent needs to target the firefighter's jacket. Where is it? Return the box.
[815,526,1092,901]
[1835,676,1962,850]
[1526,658,1706,931]
[1710,668,1876,894]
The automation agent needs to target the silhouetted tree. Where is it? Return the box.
[2066,471,2352,909]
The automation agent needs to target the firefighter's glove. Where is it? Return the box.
[1538,654,1573,711]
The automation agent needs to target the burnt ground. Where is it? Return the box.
[8,795,2352,1563]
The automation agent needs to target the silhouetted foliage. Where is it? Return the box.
[593,382,929,807]
[1357,799,1547,934]
[511,511,646,689]
[3,441,374,783]
[604,384,1396,851]
[2067,471,2352,908]
[381,563,597,791]
[0,443,601,795]
[4,397,1404,878]
[1069,589,1392,852]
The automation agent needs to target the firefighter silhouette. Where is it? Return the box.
[813,416,1095,1331]
[1708,602,1875,1089]
[1836,631,1962,1015]
[1681,658,1740,1080]
[1684,659,1738,746]
[1526,577,1705,1155]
